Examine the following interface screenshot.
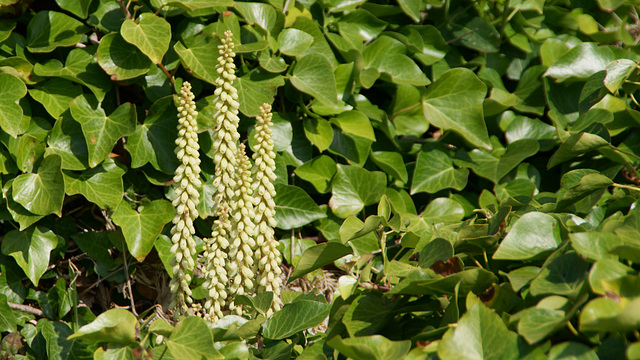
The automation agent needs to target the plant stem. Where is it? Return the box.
[158,63,175,86]
[612,183,640,192]
[609,144,640,162]
[8,302,45,317]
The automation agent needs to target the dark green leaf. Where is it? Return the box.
[274,184,326,229]
[1,226,59,286]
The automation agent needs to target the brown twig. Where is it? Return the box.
[9,302,45,318]
[158,63,175,86]
[117,0,132,19]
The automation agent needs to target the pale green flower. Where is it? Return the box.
[169,81,201,317]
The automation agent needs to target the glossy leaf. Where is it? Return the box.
[26,11,87,53]
[329,164,386,218]
[1,226,59,286]
[68,308,138,344]
[165,316,220,360]
[290,54,340,107]
[63,157,125,209]
[97,33,153,81]
[422,68,490,149]
[328,335,411,360]
[544,43,615,82]
[12,154,65,216]
[274,184,326,229]
[411,147,469,194]
[0,72,28,137]
[278,28,314,56]
[120,13,171,64]
[493,212,561,260]
[294,155,337,193]
[28,78,83,119]
[70,95,137,168]
[263,300,332,339]
[111,200,174,261]
[289,242,352,281]
[173,34,221,85]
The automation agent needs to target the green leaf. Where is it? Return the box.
[456,139,540,183]
[154,0,233,12]
[530,252,589,299]
[419,238,454,268]
[97,33,153,81]
[55,0,93,18]
[0,72,28,137]
[125,96,179,174]
[363,36,430,86]
[451,17,500,53]
[438,296,519,360]
[289,242,352,281]
[330,111,375,141]
[173,34,222,85]
[517,307,566,344]
[548,342,598,360]
[303,117,333,151]
[328,335,411,360]
[493,212,561,260]
[3,179,44,230]
[121,13,171,64]
[1,226,59,286]
[329,164,387,218]
[604,59,637,94]
[278,28,314,56]
[411,147,469,195]
[68,308,139,344]
[26,11,87,53]
[12,154,65,216]
[545,43,615,82]
[34,47,112,101]
[45,111,89,170]
[165,316,220,360]
[64,157,125,209]
[28,78,83,119]
[263,300,332,340]
[38,320,93,360]
[274,184,327,230]
[342,293,393,337]
[234,70,283,117]
[421,198,464,223]
[70,95,137,168]
[290,54,340,108]
[397,0,421,22]
[371,151,408,183]
[556,170,613,210]
[111,200,174,262]
[0,293,17,332]
[422,68,490,149]
[547,132,610,169]
[294,155,337,193]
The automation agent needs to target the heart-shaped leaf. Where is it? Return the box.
[0,72,28,137]
[121,13,171,64]
[1,226,60,286]
[165,316,220,360]
[263,300,332,339]
[64,158,125,209]
[290,53,340,108]
[26,11,87,53]
[274,183,326,229]
[111,200,174,261]
[174,34,222,85]
[422,68,490,149]
[411,146,469,194]
[68,308,138,344]
[493,212,561,260]
[97,33,153,81]
[70,95,137,168]
[328,335,411,360]
[28,78,83,119]
[12,154,65,216]
[329,164,387,218]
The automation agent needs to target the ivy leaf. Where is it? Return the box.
[174,34,221,85]
[371,151,408,183]
[278,28,314,56]
[70,95,137,168]
[165,316,221,360]
[544,43,615,82]
[303,117,333,151]
[12,154,65,216]
[55,0,93,18]
[411,147,469,194]
[274,184,326,230]
[263,300,332,340]
[330,110,375,141]
[68,308,139,344]
[329,164,387,218]
[493,212,562,260]
[294,155,337,193]
[28,78,83,119]
[290,242,352,281]
[328,335,411,360]
[45,111,89,170]
[234,70,284,117]
[155,0,233,12]
[422,68,490,149]
[438,296,519,360]
[64,158,125,209]
[97,33,153,81]
[2,179,44,230]
[290,53,340,108]
[0,294,17,332]
[0,72,28,138]
[1,226,60,286]
[121,13,171,64]
[26,11,87,53]
[111,200,174,262]
[126,96,179,174]
[34,47,113,101]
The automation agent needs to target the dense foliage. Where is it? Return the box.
[3,0,640,359]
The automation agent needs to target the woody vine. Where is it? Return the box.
[169,30,282,321]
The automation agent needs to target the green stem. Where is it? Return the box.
[612,183,640,192]
[608,144,640,162]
